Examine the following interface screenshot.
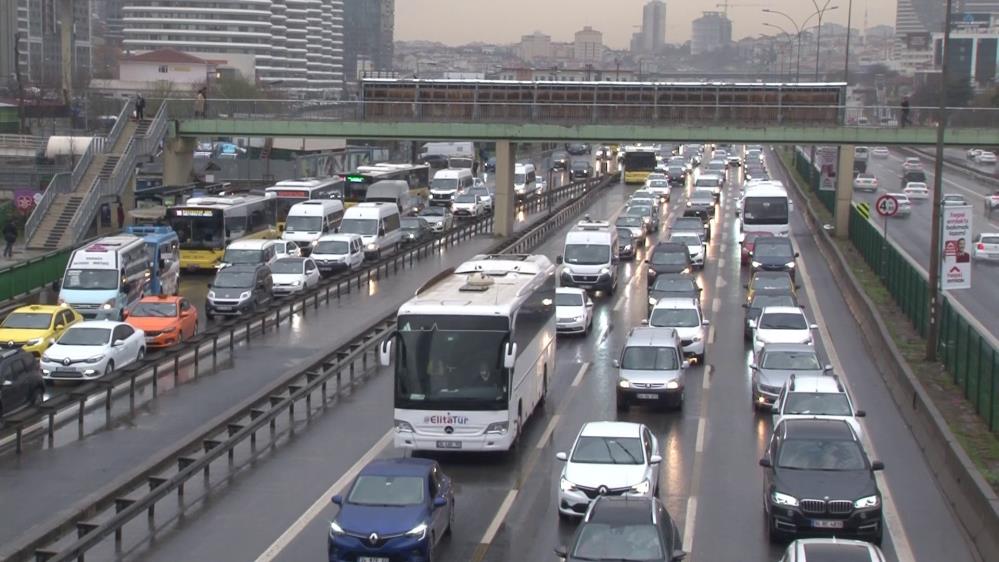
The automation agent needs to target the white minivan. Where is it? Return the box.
[557,219,619,293]
[514,163,538,199]
[429,169,474,206]
[338,202,402,259]
[311,233,365,275]
[218,239,280,269]
[282,199,345,253]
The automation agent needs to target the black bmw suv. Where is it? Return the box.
[556,496,685,562]
[760,419,884,544]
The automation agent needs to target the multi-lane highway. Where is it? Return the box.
[854,148,999,336]
[7,148,980,562]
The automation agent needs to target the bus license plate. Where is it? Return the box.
[359,557,389,562]
[436,440,462,449]
[812,519,844,529]
[637,393,659,400]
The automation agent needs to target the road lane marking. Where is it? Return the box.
[571,362,590,387]
[613,293,628,312]
[795,238,916,562]
[695,417,707,454]
[479,489,519,545]
[711,297,721,313]
[707,325,716,345]
[702,364,712,389]
[254,430,394,562]
[536,414,562,450]
[682,496,698,553]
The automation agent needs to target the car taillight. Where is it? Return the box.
[978,243,986,250]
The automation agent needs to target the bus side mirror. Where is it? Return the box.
[503,342,518,369]
[379,339,392,367]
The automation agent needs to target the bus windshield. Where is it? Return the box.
[743,197,789,225]
[395,315,511,410]
[272,197,306,223]
[623,151,657,171]
[167,209,225,250]
[62,269,119,291]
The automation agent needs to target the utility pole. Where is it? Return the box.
[58,0,74,104]
[843,0,853,84]
[927,0,955,361]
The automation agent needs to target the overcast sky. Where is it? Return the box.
[395,0,896,47]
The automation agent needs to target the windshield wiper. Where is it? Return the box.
[608,440,641,464]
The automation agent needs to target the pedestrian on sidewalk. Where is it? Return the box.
[135,94,146,120]
[3,221,17,258]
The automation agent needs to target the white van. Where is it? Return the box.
[282,199,345,252]
[219,239,280,269]
[311,233,365,275]
[338,202,402,259]
[514,163,538,199]
[557,219,619,293]
[366,180,424,215]
[59,235,150,320]
[429,169,474,206]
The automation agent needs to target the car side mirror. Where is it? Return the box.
[554,546,568,559]
[771,404,780,414]
[586,300,594,309]
[871,461,884,471]
[555,451,568,462]
[741,304,748,309]
[113,339,126,347]
[503,342,517,369]
[55,324,65,331]
[433,496,447,508]
[556,255,564,265]
[331,494,343,506]
[682,360,690,369]
[612,359,620,368]
[758,458,772,467]
[855,410,867,418]
[824,364,833,372]
[379,339,393,367]
[207,283,213,289]
[650,454,663,464]
[121,310,129,319]
[672,550,688,562]
[749,364,758,371]
[702,320,710,326]
[794,252,800,258]
[810,324,818,330]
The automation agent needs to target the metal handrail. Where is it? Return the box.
[106,100,135,151]
[22,173,70,243]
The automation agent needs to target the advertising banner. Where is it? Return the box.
[941,205,973,290]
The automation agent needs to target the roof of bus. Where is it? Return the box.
[742,182,788,196]
[178,195,269,208]
[80,235,144,251]
[268,177,341,189]
[400,255,554,317]
[124,225,179,244]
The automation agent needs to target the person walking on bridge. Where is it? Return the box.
[195,88,207,118]
[135,94,146,120]
[3,220,18,258]
[900,96,910,128]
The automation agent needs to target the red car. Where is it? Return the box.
[741,232,768,266]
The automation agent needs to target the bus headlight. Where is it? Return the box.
[394,419,415,432]
[485,421,509,434]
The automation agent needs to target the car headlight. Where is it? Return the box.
[854,495,880,509]
[25,338,41,346]
[311,240,320,246]
[292,280,302,286]
[665,380,680,389]
[84,354,105,364]
[560,477,576,492]
[624,244,632,251]
[101,300,115,310]
[647,268,657,277]
[690,336,701,342]
[366,243,378,250]
[686,202,692,207]
[240,291,252,300]
[485,421,509,434]
[329,520,345,536]
[41,353,53,362]
[630,479,651,495]
[207,290,216,299]
[752,261,762,268]
[599,267,610,276]
[573,315,585,322]
[648,297,658,306]
[405,523,428,540]
[618,379,631,388]
[772,491,799,507]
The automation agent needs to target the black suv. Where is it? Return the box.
[570,159,593,179]
[552,151,570,171]
[206,263,274,319]
[647,242,692,280]
[751,237,799,279]
[684,190,716,219]
[0,348,44,417]
[557,496,685,562]
[760,419,884,544]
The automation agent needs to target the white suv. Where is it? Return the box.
[555,421,662,518]
[772,373,866,439]
[648,298,709,363]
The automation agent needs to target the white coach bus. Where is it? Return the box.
[379,254,557,452]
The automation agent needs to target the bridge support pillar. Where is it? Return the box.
[494,140,516,238]
[834,146,855,239]
[164,137,197,186]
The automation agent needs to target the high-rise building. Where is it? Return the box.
[518,31,552,62]
[122,0,344,92]
[10,0,93,89]
[0,0,17,87]
[691,11,732,56]
[574,26,604,62]
[641,1,667,53]
[344,0,394,81]
[893,0,999,72]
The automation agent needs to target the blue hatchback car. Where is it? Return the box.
[328,458,454,562]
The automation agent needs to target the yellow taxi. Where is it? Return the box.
[0,304,84,356]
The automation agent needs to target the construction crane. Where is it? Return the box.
[716,2,768,15]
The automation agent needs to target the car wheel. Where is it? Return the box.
[137,348,145,363]
[104,361,114,377]
[30,384,44,406]
[445,500,455,537]
[698,352,706,365]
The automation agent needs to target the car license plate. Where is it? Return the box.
[215,305,233,311]
[637,393,659,400]
[812,519,844,529]
[436,440,462,449]
[359,558,389,562]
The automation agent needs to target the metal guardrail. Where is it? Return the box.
[105,100,134,153]
[3,173,612,562]
[0,134,44,150]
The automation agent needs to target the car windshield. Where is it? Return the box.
[755,243,794,258]
[650,308,699,328]
[648,180,669,187]
[695,179,716,187]
[58,327,111,346]
[315,240,349,254]
[759,313,807,330]
[2,312,52,329]
[454,194,477,204]
[572,523,664,560]
[691,193,713,203]
[617,229,633,242]
[653,277,696,292]
[222,249,263,265]
[62,269,119,290]
[627,206,652,217]
[617,217,643,227]
[284,216,322,233]
[750,295,796,316]
[271,259,305,274]
[981,236,999,245]
[651,250,687,265]
[784,393,854,416]
[431,178,458,190]
[468,189,490,198]
[339,218,379,236]
[753,275,793,291]
[621,346,680,370]
[420,207,445,217]
[347,475,425,506]
[571,161,589,170]
[670,236,700,247]
[213,271,255,289]
[778,438,866,470]
[857,174,875,180]
[130,302,177,317]
[570,436,645,465]
[556,292,584,307]
[673,219,703,231]
[762,351,821,370]
[565,244,610,265]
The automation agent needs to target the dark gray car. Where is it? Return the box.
[751,237,799,279]
[671,216,711,242]
[206,264,273,319]
[750,343,831,408]
[0,349,44,417]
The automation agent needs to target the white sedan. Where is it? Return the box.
[975,151,997,165]
[752,306,817,355]
[902,157,923,172]
[270,257,321,295]
[41,320,146,380]
[852,173,879,192]
[450,193,486,218]
[903,182,930,200]
[417,207,453,232]
[871,147,890,158]
[886,193,912,217]
[555,287,593,335]
[973,233,999,261]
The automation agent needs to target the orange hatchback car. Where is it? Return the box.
[125,296,198,348]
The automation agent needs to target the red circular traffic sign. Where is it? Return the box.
[875,194,899,217]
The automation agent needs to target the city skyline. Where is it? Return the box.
[395,0,896,47]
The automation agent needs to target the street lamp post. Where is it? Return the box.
[762,6,838,82]
[843,0,854,84]
[811,0,835,80]
[763,23,795,82]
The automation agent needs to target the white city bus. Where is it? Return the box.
[739,181,792,238]
[379,254,556,452]
[265,177,344,229]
